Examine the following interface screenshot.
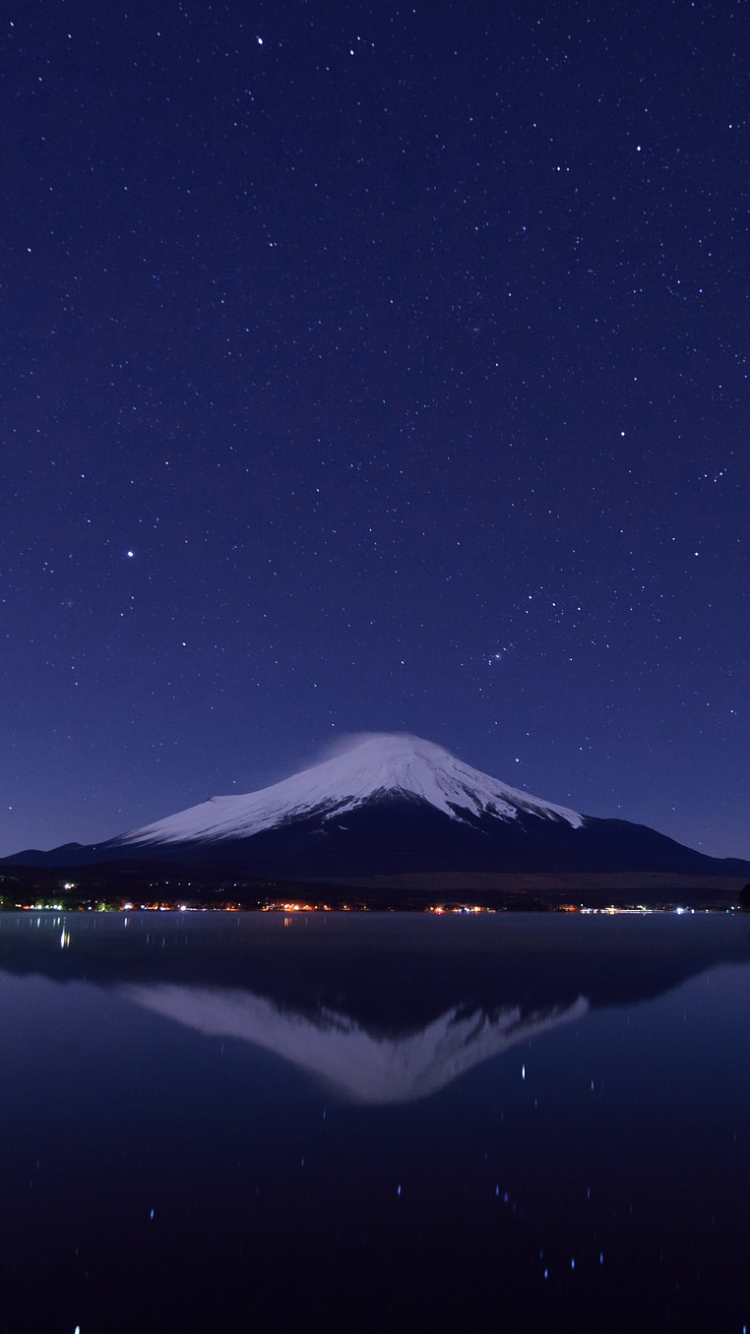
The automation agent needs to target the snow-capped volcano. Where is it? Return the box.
[6,731,749,887]
[114,732,583,847]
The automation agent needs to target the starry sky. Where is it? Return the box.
[2,0,749,859]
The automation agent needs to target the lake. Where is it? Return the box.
[1,910,749,1333]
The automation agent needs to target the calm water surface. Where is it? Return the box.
[1,911,749,1333]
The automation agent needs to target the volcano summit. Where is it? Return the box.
[116,732,585,846]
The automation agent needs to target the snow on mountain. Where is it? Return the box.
[114,732,583,848]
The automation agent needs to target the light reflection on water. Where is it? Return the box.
[0,911,749,1333]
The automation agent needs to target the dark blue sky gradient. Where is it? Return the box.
[2,0,749,857]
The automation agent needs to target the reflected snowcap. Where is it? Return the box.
[122,982,588,1104]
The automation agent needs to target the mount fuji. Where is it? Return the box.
[5,733,749,893]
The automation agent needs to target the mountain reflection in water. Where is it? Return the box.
[1,911,750,1334]
[122,982,588,1103]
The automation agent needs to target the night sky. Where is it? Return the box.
[2,0,749,859]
